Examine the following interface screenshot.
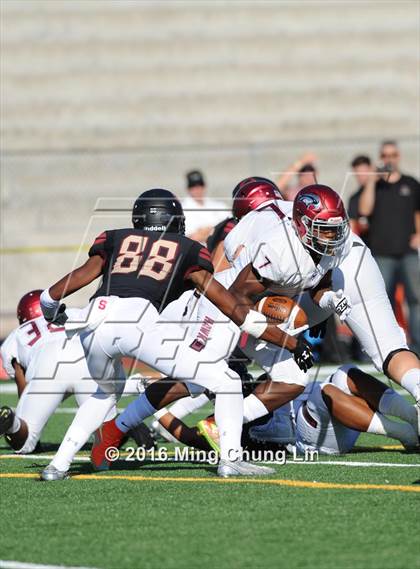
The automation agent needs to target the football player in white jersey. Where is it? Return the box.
[0,290,117,454]
[187,180,353,433]
[248,366,419,454]
[136,364,419,455]
[138,175,420,446]
[226,177,420,428]
[193,366,418,455]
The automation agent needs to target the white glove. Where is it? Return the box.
[318,289,352,321]
[40,289,68,325]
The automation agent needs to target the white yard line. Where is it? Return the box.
[264,460,420,468]
[0,454,91,462]
[1,453,419,469]
[0,561,101,569]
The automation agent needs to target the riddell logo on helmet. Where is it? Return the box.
[144,225,166,231]
[298,194,321,209]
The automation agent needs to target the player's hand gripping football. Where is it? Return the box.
[292,335,314,372]
[318,289,352,321]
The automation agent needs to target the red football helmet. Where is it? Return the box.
[292,185,349,256]
[17,290,43,324]
[232,177,282,220]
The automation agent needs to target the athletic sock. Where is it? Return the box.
[214,390,243,462]
[367,412,417,447]
[169,393,210,419]
[7,413,21,434]
[52,424,93,472]
[52,392,117,472]
[116,394,156,433]
[243,394,269,424]
[400,368,420,402]
[378,388,417,429]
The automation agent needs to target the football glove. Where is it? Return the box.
[40,289,68,325]
[318,289,352,321]
[45,303,68,325]
[292,336,314,372]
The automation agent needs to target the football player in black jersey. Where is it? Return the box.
[39,189,313,480]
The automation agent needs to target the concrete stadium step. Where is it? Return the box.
[2,32,417,74]
[3,1,415,39]
[3,61,416,102]
[2,2,416,152]
[2,112,414,151]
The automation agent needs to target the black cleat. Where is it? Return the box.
[129,423,156,451]
[0,406,14,437]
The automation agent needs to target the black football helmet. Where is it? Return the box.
[132,189,185,234]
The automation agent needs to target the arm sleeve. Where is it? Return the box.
[184,243,214,280]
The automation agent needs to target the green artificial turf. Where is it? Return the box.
[1,388,419,569]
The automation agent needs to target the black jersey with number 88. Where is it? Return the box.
[89,229,214,311]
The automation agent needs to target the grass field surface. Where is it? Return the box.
[1,384,419,569]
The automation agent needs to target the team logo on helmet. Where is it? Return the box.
[298,193,321,210]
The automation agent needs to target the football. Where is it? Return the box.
[255,295,308,331]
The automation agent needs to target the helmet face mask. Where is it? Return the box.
[293,184,349,257]
[301,215,350,256]
[132,189,185,235]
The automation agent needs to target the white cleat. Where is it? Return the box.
[40,464,69,481]
[217,459,275,478]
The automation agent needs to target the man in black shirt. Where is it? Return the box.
[358,141,420,353]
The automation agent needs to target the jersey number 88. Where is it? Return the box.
[111,235,179,281]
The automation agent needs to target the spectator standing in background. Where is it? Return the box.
[348,155,373,242]
[358,140,420,353]
[277,152,318,200]
[181,170,227,243]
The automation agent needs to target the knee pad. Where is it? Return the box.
[382,348,419,378]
